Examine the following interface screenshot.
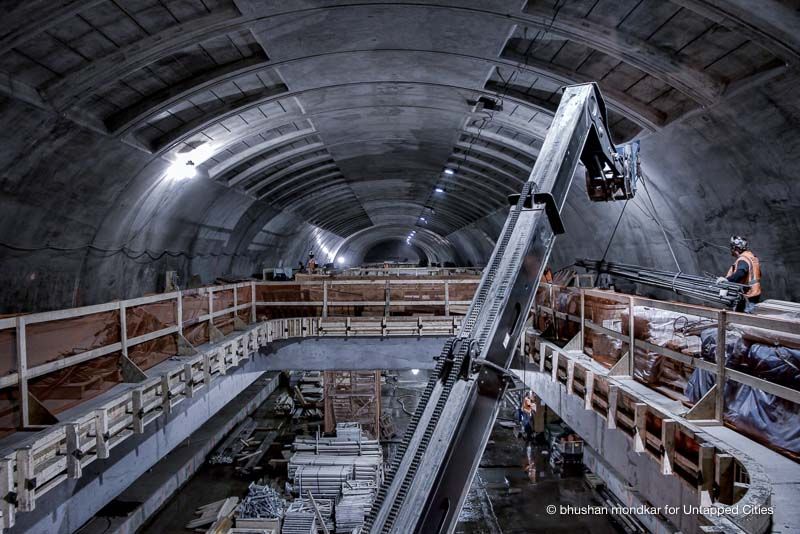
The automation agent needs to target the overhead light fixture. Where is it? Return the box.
[166,143,215,181]
[411,368,420,375]
[435,187,445,193]
[336,256,346,265]
[419,217,426,223]
[443,168,454,175]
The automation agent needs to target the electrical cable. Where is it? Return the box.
[0,240,251,262]
[639,172,681,272]
[600,198,629,262]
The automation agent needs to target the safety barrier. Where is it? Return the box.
[529,338,772,533]
[0,311,459,530]
[534,284,800,422]
[255,277,480,318]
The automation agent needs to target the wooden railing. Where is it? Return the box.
[255,277,480,318]
[535,283,800,422]
[0,313,460,530]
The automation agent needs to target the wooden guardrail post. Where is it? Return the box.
[15,316,29,428]
[715,310,727,423]
[579,291,585,352]
[628,296,635,376]
[444,280,450,317]
[0,457,15,528]
[322,280,328,318]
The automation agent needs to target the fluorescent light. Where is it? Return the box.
[336,256,345,265]
[166,143,216,180]
[443,168,454,175]
[435,187,445,193]
[419,217,426,222]
[166,161,197,180]
[411,368,420,375]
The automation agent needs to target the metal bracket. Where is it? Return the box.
[532,192,565,235]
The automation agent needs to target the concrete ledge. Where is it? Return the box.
[76,372,280,534]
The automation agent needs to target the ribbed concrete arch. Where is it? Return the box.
[333,225,462,267]
[0,0,798,311]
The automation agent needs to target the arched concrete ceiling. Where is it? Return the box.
[0,0,799,309]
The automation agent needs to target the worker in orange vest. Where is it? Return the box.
[541,266,553,284]
[717,236,762,313]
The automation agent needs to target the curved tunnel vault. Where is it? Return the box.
[0,0,799,311]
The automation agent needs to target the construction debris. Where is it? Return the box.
[236,482,286,521]
[335,480,377,533]
[186,496,239,530]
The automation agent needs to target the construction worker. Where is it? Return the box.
[541,266,553,284]
[717,236,761,313]
[306,251,317,274]
[520,391,535,441]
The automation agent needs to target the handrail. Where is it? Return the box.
[530,340,772,534]
[536,283,800,413]
[0,314,461,530]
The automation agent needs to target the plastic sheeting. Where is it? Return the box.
[686,328,800,460]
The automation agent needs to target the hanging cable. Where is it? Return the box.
[600,198,629,262]
[639,172,682,272]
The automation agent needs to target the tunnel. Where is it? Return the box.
[0,1,799,534]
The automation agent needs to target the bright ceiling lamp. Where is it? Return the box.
[337,256,346,265]
[443,168,454,175]
[435,187,445,193]
[166,143,215,181]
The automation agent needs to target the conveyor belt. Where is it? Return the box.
[366,83,636,534]
[364,182,534,533]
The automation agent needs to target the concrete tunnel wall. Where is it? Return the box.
[448,70,800,301]
[0,23,799,313]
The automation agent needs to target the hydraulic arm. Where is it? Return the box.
[365,83,638,534]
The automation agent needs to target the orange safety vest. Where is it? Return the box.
[726,250,761,298]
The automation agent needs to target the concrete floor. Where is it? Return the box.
[129,369,626,534]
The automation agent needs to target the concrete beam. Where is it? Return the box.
[229,142,325,188]
[447,154,525,184]
[43,8,251,112]
[453,140,532,173]
[672,0,800,62]
[107,58,275,137]
[0,0,103,56]
[522,6,726,106]
[462,127,541,159]
[211,127,317,181]
[250,154,334,196]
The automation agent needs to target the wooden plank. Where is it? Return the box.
[715,311,727,422]
[65,423,82,479]
[715,454,734,505]
[661,420,676,475]
[15,448,34,512]
[633,403,647,453]
[0,457,15,528]
[584,371,594,410]
[607,385,618,430]
[698,444,715,507]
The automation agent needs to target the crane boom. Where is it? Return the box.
[365,83,637,534]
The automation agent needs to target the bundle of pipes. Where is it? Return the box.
[292,436,382,456]
[335,422,364,441]
[576,259,746,308]
[335,481,377,533]
[293,465,353,498]
[288,453,383,485]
